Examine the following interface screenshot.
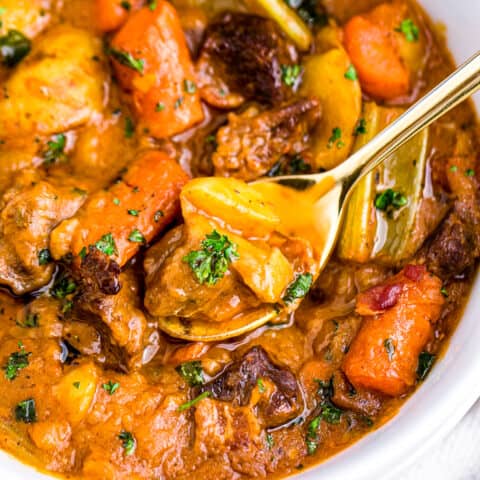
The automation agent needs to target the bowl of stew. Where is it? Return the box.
[0,0,478,479]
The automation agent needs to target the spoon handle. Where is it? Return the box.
[332,50,480,185]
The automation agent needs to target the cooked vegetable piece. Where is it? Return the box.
[343,265,444,396]
[95,0,143,31]
[110,2,204,137]
[300,48,362,169]
[51,151,189,267]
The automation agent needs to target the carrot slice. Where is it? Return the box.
[342,265,444,396]
[110,2,204,137]
[54,151,189,267]
[343,14,410,100]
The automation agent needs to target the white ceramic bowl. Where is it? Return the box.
[0,1,479,479]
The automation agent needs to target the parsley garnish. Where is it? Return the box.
[183,79,197,94]
[320,403,342,424]
[374,188,407,211]
[466,168,475,177]
[178,391,211,412]
[450,165,458,172]
[283,273,313,305]
[155,102,165,112]
[395,19,419,42]
[281,64,301,87]
[175,361,204,386]
[109,47,144,74]
[79,247,87,260]
[257,378,266,393]
[4,344,31,380]
[327,127,345,149]
[102,380,120,395]
[384,338,395,361]
[344,64,357,81]
[127,209,139,216]
[124,116,135,138]
[118,430,136,455]
[43,134,67,165]
[306,416,320,455]
[0,30,31,67]
[95,233,117,256]
[174,97,184,109]
[120,1,131,10]
[417,351,435,380]
[38,248,52,266]
[128,229,145,243]
[17,312,39,328]
[354,118,367,136]
[183,230,239,285]
[51,275,77,299]
[73,381,80,389]
[266,433,274,449]
[15,398,36,423]
[148,0,158,10]
[440,286,448,298]
[113,197,121,205]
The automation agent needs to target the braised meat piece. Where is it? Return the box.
[0,170,85,294]
[213,98,320,181]
[199,346,302,427]
[197,12,298,108]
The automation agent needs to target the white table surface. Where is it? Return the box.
[399,399,480,479]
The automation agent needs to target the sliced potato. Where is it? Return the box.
[300,48,362,170]
[181,177,280,239]
[53,363,98,425]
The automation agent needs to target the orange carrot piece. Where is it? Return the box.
[69,151,189,266]
[343,13,410,100]
[342,265,444,396]
[95,0,129,32]
[110,2,204,138]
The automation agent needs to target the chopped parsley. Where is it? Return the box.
[79,247,87,260]
[374,188,407,211]
[466,168,475,177]
[51,275,77,299]
[320,403,342,424]
[73,381,80,389]
[178,391,211,412]
[0,30,31,67]
[175,361,205,387]
[148,0,158,10]
[395,19,419,42]
[183,230,239,286]
[344,64,357,81]
[449,165,458,172]
[283,273,313,305]
[43,134,67,165]
[124,116,135,138]
[127,209,139,216]
[417,351,435,380]
[118,430,136,455]
[281,64,301,87]
[120,1,131,10]
[384,338,395,361]
[257,378,266,393]
[17,312,39,328]
[266,433,274,449]
[183,79,197,94]
[4,344,31,380]
[154,210,164,222]
[174,97,184,109]
[128,228,145,243]
[155,102,165,112]
[327,127,345,149]
[102,380,120,395]
[440,286,448,298]
[15,398,36,423]
[109,47,144,74]
[354,118,367,136]
[305,416,320,455]
[113,197,121,206]
[95,233,117,256]
[38,248,52,266]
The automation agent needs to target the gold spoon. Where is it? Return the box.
[159,50,480,342]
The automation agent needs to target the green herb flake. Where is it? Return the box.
[281,64,302,87]
[175,361,204,386]
[102,380,120,395]
[257,378,266,393]
[73,381,80,389]
[38,248,52,266]
[344,64,357,81]
[320,403,343,424]
[283,273,313,305]
[113,197,121,205]
[51,276,77,299]
[118,430,136,455]
[266,433,274,449]
[183,79,197,94]
[466,168,475,177]
[354,118,367,136]
[0,30,31,67]
[174,97,184,109]
[148,0,158,10]
[17,312,39,328]
[95,233,118,256]
[72,187,87,196]
[374,188,407,211]
[128,228,145,243]
[124,116,135,138]
[109,47,144,74]
[449,165,458,172]
[327,127,344,149]
[120,1,131,10]
[79,247,87,260]
[15,398,36,423]
[43,134,67,165]
[440,286,448,298]
[4,345,31,380]
[155,102,165,112]
[183,230,239,285]
[384,338,395,361]
[154,210,164,222]
[127,209,140,216]
[417,351,435,380]
[305,416,320,455]
[395,19,419,42]
[178,391,211,412]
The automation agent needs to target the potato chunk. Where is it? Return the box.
[0,25,107,137]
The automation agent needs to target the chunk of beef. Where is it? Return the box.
[197,12,298,108]
[199,346,302,427]
[0,170,85,294]
[213,99,320,181]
